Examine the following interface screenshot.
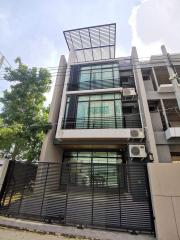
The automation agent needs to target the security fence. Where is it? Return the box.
[0,161,154,233]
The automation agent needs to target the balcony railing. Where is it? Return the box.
[67,79,135,91]
[62,116,142,129]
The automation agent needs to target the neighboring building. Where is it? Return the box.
[38,23,180,239]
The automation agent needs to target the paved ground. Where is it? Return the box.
[0,226,83,240]
[0,216,156,240]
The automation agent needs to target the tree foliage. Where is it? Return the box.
[0,58,51,162]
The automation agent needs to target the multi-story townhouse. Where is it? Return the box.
[40,23,180,238]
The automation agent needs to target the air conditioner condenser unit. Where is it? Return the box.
[130,129,144,139]
[129,144,147,158]
[123,88,136,96]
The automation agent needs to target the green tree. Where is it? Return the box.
[0,58,51,162]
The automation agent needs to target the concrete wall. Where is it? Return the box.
[144,80,154,91]
[131,47,159,162]
[148,163,180,240]
[58,128,143,140]
[150,112,171,163]
[40,55,67,163]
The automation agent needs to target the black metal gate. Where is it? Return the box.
[0,161,154,233]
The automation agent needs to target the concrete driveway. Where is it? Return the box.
[0,226,78,240]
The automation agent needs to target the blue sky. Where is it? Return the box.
[1,0,180,103]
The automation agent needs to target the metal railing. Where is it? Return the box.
[0,161,154,233]
[68,79,135,91]
[62,116,142,129]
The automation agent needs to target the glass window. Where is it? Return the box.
[62,151,121,187]
[91,68,102,89]
[81,66,91,70]
[102,93,114,100]
[75,63,120,90]
[78,152,91,163]
[78,96,89,101]
[90,95,101,101]
[79,70,91,90]
[76,101,89,128]
[102,100,115,128]
[115,93,121,99]
[64,93,123,129]
[115,99,123,128]
[102,68,113,80]
[89,101,102,128]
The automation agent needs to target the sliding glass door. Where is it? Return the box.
[74,93,123,128]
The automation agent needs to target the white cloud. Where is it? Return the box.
[129,0,180,58]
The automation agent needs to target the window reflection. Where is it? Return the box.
[64,93,123,129]
[78,64,119,90]
[62,151,123,187]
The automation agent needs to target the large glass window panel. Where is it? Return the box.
[62,151,121,187]
[91,68,102,89]
[102,93,114,100]
[81,66,91,70]
[108,152,118,163]
[115,99,123,128]
[114,93,121,99]
[76,101,89,128]
[93,152,108,163]
[64,93,123,129]
[79,70,90,90]
[77,152,91,186]
[89,100,102,128]
[114,67,120,88]
[102,68,113,88]
[101,64,113,68]
[76,63,121,90]
[78,96,90,102]
[64,102,69,128]
[107,165,118,186]
[102,100,115,128]
[93,164,108,187]
[90,95,101,101]
[78,152,91,163]
[93,152,108,187]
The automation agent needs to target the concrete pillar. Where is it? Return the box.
[56,51,73,138]
[39,55,67,163]
[161,45,180,110]
[131,47,159,162]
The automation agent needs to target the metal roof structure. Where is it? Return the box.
[63,23,116,63]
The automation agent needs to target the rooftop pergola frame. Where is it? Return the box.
[63,23,116,63]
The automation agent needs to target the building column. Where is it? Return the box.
[152,67,169,129]
[131,47,159,163]
[39,55,67,163]
[56,51,74,138]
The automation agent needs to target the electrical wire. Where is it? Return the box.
[0,54,180,74]
[0,106,179,129]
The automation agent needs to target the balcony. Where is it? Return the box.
[57,116,143,142]
[159,99,180,139]
[67,78,135,91]
[62,116,141,129]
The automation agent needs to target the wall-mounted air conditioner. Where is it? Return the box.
[123,88,136,96]
[130,129,144,139]
[129,144,147,158]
